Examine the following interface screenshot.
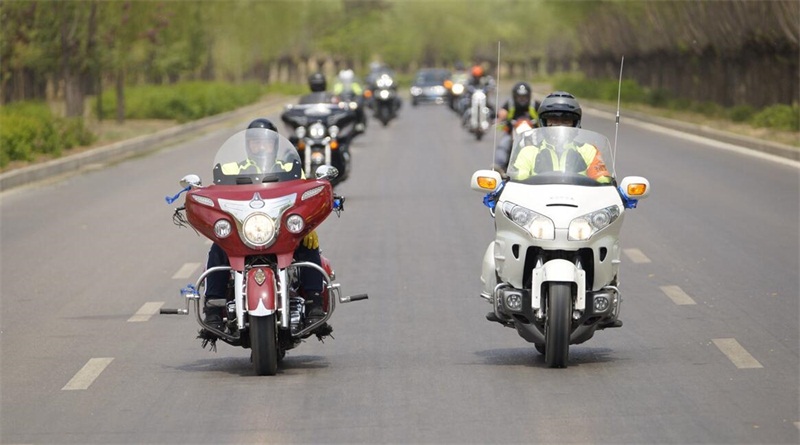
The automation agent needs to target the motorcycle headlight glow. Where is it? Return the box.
[452,83,464,95]
[295,126,307,139]
[379,89,390,99]
[309,122,326,139]
[285,214,305,234]
[502,202,555,240]
[242,213,275,246]
[568,205,620,240]
[328,125,339,139]
[214,219,232,238]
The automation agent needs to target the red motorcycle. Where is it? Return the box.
[162,127,367,375]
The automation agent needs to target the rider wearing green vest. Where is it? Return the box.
[513,91,612,183]
[494,82,540,174]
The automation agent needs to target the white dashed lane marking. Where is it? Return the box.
[128,302,164,322]
[712,338,763,369]
[623,248,651,263]
[660,285,697,305]
[62,358,114,390]
[172,262,201,280]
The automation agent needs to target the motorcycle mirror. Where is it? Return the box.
[315,165,339,181]
[619,176,650,199]
[471,169,502,193]
[180,174,202,188]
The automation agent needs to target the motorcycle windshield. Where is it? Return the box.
[506,127,616,186]
[212,128,303,185]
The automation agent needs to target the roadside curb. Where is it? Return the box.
[0,96,288,192]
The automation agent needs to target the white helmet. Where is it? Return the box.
[338,69,354,82]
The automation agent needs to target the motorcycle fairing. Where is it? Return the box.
[492,182,625,291]
[185,180,333,270]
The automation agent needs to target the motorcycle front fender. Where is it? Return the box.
[247,267,277,316]
[532,259,586,312]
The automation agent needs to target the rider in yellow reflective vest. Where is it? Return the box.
[513,91,612,183]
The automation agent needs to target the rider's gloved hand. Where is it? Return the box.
[302,230,319,249]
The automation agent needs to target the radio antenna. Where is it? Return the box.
[491,41,501,169]
[612,56,624,172]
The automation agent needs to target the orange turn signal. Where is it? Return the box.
[330,140,339,150]
[444,80,453,89]
[627,183,647,196]
[477,176,497,190]
[297,141,305,150]
[364,90,373,98]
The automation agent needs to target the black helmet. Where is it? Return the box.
[247,118,277,132]
[537,91,582,128]
[245,118,278,165]
[308,72,326,92]
[512,82,531,107]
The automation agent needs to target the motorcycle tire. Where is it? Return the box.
[545,282,571,368]
[250,314,279,376]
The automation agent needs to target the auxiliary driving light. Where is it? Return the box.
[214,219,232,238]
[594,295,610,312]
[503,291,523,311]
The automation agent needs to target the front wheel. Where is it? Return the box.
[545,282,572,368]
[250,314,279,376]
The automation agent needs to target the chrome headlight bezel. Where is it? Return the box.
[295,126,307,139]
[568,205,621,240]
[502,201,555,240]
[242,213,276,246]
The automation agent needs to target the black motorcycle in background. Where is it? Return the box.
[280,103,357,186]
[368,73,401,126]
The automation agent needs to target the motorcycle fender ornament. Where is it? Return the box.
[247,267,276,316]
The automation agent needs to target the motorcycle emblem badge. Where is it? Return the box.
[254,268,266,286]
[250,193,265,209]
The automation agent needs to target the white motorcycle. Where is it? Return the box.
[463,86,492,141]
[471,126,650,368]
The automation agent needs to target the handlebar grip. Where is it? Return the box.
[341,294,368,303]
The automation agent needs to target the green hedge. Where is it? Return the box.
[553,74,799,132]
[0,102,95,169]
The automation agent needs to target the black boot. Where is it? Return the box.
[305,292,332,337]
[203,298,226,332]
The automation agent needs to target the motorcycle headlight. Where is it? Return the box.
[309,122,326,139]
[502,202,555,240]
[328,125,340,139]
[452,83,464,95]
[568,205,620,240]
[242,213,275,246]
[295,126,307,139]
[349,101,358,110]
[379,89,390,99]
